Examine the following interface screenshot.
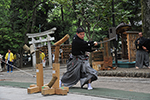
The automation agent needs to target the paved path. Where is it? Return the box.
[0,86,113,100]
[0,65,150,99]
[1,66,150,94]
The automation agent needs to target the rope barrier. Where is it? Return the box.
[0,37,116,77]
[1,60,35,78]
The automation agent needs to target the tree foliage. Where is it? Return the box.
[0,0,142,67]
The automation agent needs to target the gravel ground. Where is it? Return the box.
[0,65,150,94]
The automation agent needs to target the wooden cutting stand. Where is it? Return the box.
[41,34,70,95]
[27,50,44,94]
[27,64,44,94]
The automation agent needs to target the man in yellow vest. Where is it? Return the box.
[40,50,46,68]
[5,49,14,73]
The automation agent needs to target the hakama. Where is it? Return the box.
[61,55,97,88]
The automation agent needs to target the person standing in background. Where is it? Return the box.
[135,32,150,69]
[0,54,2,72]
[40,50,46,68]
[5,49,14,73]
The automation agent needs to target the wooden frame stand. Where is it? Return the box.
[27,34,69,95]
[41,63,68,95]
[41,34,70,95]
[27,64,43,94]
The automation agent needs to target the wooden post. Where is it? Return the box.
[103,38,113,69]
[36,50,41,64]
[54,46,60,63]
[47,76,57,88]
[54,34,70,46]
[104,38,111,57]
[36,64,43,91]
[52,63,60,88]
[41,34,69,96]
[27,64,43,94]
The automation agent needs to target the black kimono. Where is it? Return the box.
[135,37,149,68]
[61,34,98,88]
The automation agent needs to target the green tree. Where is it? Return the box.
[116,0,141,31]
[141,0,150,37]
[0,0,143,67]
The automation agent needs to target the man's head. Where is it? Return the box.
[40,50,42,53]
[139,32,143,38]
[76,27,85,40]
[8,49,11,53]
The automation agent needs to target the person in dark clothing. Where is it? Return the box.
[72,30,96,55]
[1,56,5,71]
[135,32,150,69]
[61,27,98,90]
[0,54,2,71]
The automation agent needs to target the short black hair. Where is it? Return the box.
[77,27,85,33]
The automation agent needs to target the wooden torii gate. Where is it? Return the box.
[27,27,56,68]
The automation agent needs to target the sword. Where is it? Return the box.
[95,37,116,44]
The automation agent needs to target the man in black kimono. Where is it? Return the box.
[135,32,150,69]
[61,27,98,90]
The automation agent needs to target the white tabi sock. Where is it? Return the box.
[87,83,93,90]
